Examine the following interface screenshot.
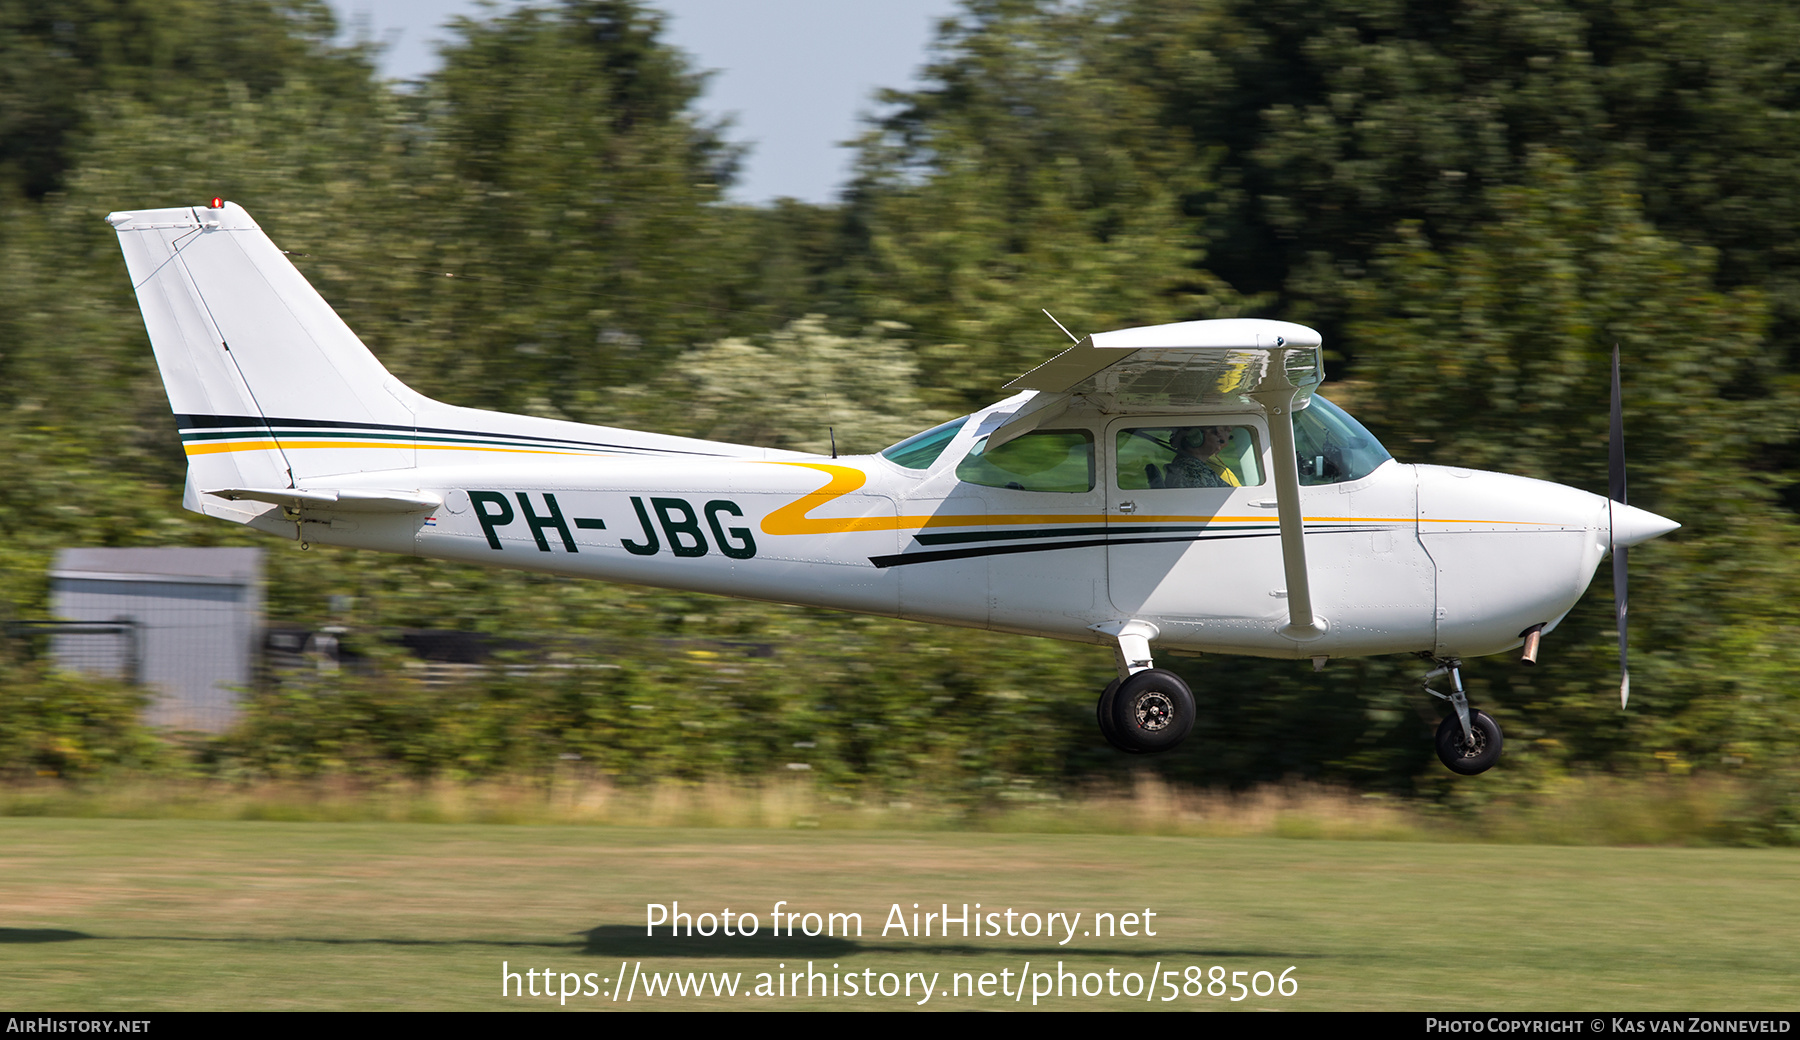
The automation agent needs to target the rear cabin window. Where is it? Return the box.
[1116,425,1265,489]
[956,429,1095,492]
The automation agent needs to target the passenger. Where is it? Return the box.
[1163,426,1240,488]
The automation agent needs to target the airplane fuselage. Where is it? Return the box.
[237,395,1615,663]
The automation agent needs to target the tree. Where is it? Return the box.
[392,0,760,418]
[654,316,952,455]
[1348,151,1800,796]
[844,0,1244,407]
[0,0,374,199]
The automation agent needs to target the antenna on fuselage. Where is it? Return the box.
[1042,309,1079,344]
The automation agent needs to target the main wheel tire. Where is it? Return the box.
[1435,709,1503,775]
[1095,678,1140,753]
[1107,669,1196,754]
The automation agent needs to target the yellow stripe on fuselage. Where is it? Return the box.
[183,439,599,457]
[757,462,1558,535]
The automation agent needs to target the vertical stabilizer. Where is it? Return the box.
[107,202,416,519]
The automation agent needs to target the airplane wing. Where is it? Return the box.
[1004,318,1323,406]
[1004,318,1329,641]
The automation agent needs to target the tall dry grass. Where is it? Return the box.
[0,772,1775,845]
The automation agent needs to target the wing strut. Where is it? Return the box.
[1249,378,1325,641]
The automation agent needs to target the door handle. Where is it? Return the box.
[1117,501,1137,514]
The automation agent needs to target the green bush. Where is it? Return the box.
[0,660,171,779]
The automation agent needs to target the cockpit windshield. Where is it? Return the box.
[1292,395,1391,485]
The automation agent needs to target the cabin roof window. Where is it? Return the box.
[880,416,968,469]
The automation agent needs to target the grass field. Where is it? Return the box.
[1,818,1796,1011]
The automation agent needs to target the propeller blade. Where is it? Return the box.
[1610,345,1627,505]
[1610,343,1629,709]
[1614,544,1629,709]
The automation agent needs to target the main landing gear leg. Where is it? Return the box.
[1090,621,1195,755]
[1423,659,1503,775]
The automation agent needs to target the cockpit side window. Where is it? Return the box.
[1117,425,1265,489]
[956,429,1095,492]
[1291,395,1392,485]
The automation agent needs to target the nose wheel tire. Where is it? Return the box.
[1101,669,1195,754]
[1435,709,1503,775]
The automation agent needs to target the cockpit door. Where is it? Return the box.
[1104,416,1288,631]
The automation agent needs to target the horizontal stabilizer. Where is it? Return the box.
[207,487,443,513]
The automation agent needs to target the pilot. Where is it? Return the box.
[1164,426,1240,489]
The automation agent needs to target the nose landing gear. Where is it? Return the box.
[1436,709,1503,775]
[1423,659,1504,774]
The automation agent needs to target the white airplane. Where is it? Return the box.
[107,201,1679,774]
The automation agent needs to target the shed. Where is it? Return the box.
[50,548,264,732]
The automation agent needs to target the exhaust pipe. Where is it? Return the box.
[1519,623,1545,666]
